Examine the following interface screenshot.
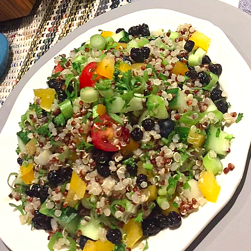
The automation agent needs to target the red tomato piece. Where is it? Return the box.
[79,62,100,89]
[54,62,64,73]
[91,114,130,152]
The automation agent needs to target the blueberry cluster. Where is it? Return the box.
[32,210,52,231]
[142,209,182,237]
[128,23,150,37]
[25,184,49,203]
[47,167,73,188]
[130,47,150,63]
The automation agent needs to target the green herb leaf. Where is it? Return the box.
[77,141,93,152]
[225,134,235,141]
[95,79,112,91]
[173,202,179,208]
[236,113,243,123]
[109,113,123,125]
[82,112,91,123]
[113,243,126,251]
[29,103,42,115]
[134,211,143,223]
[183,181,191,190]
[143,240,149,251]
[54,114,66,126]
[122,157,136,167]
[36,123,50,136]
[17,131,30,144]
[143,163,153,171]
[9,203,25,216]
[216,128,220,137]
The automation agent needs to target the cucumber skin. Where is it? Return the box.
[203,151,223,175]
[166,88,187,110]
[204,125,231,157]
[78,219,101,240]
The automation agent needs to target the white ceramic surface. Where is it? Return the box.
[0,9,251,251]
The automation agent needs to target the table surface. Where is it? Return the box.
[1,0,251,250]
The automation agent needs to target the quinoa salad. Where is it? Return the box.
[8,23,243,251]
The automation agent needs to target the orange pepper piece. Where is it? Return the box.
[34,88,56,111]
[101,31,115,38]
[172,61,189,76]
[121,138,140,156]
[124,219,143,248]
[189,31,211,52]
[96,56,115,80]
[20,163,35,184]
[118,62,131,73]
[116,43,127,50]
[96,104,106,116]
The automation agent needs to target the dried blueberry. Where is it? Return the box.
[136,174,148,189]
[142,118,155,131]
[158,119,175,138]
[185,70,198,80]
[210,87,222,101]
[167,211,182,229]
[32,210,52,231]
[130,48,144,63]
[140,23,150,36]
[215,99,228,113]
[184,40,195,52]
[141,47,150,60]
[130,128,143,141]
[25,184,49,203]
[126,165,138,177]
[202,55,211,64]
[106,229,122,244]
[157,214,169,230]
[47,170,62,188]
[198,71,210,85]
[92,149,113,164]
[209,64,222,76]
[17,157,23,166]
[79,236,90,249]
[142,218,161,237]
[128,26,141,36]
[96,164,111,178]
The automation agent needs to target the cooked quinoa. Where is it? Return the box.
[8,23,242,251]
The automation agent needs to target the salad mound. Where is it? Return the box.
[9,23,242,251]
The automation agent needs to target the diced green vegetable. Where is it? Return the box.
[59,99,73,119]
[80,87,99,103]
[90,34,106,50]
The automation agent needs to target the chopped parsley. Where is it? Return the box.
[134,211,143,223]
[236,113,243,123]
[143,240,149,251]
[77,141,93,152]
[122,157,136,167]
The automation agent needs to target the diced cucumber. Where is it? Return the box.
[123,97,143,113]
[204,125,231,157]
[78,218,101,240]
[128,40,139,49]
[188,48,206,66]
[176,127,190,142]
[39,202,80,235]
[188,54,201,67]
[99,89,114,98]
[106,96,125,114]
[156,196,169,210]
[59,99,73,119]
[166,88,187,110]
[80,87,99,103]
[203,72,218,91]
[205,100,218,112]
[138,38,149,47]
[138,110,150,125]
[147,95,168,119]
[17,136,26,153]
[90,34,106,50]
[155,38,169,50]
[169,31,180,41]
[158,185,168,196]
[112,30,128,42]
[203,150,223,175]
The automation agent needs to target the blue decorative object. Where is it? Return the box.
[0,33,9,80]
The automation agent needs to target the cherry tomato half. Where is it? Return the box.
[91,114,130,152]
[79,62,100,89]
[54,62,64,73]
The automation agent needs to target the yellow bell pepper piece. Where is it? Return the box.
[189,31,211,52]
[124,219,143,248]
[146,185,158,202]
[34,88,56,111]
[20,163,35,184]
[121,138,139,156]
[187,130,206,148]
[69,172,87,199]
[116,43,127,49]
[66,172,87,207]
[198,171,220,203]
[83,240,96,251]
[101,31,115,38]
[26,138,37,156]
[172,61,189,76]
[117,62,131,73]
[131,63,146,70]
[96,56,115,80]
[96,240,115,251]
[96,104,106,116]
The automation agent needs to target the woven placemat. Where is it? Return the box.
[0,0,131,108]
